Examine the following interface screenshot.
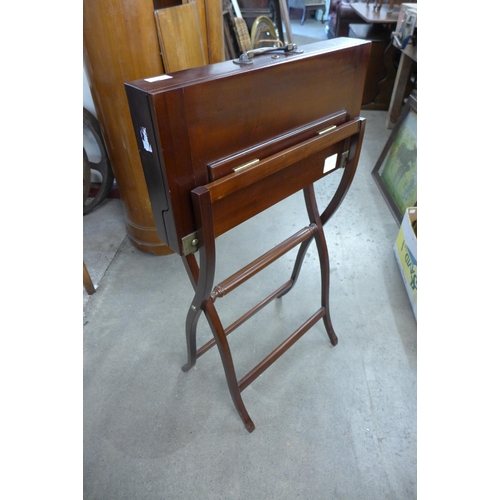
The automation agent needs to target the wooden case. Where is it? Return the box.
[125,38,371,255]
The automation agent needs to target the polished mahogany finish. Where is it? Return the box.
[125,38,370,431]
[125,38,371,254]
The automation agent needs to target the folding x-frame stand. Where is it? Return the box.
[179,117,366,432]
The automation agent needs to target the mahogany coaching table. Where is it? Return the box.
[125,38,371,432]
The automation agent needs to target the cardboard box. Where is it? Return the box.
[394,207,417,319]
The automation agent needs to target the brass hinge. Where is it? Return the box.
[182,231,199,255]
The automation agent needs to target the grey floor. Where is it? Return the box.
[83,18,417,500]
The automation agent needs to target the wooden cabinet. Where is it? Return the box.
[83,0,223,254]
[83,0,173,254]
[349,23,397,110]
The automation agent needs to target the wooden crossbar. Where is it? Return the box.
[211,224,317,301]
[195,279,294,359]
[238,307,325,392]
[194,224,318,359]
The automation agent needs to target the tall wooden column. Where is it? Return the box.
[83,0,175,255]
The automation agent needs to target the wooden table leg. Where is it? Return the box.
[303,185,338,346]
[386,51,413,128]
[83,261,95,295]
[280,120,366,298]
[183,187,256,432]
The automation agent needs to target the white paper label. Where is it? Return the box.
[140,127,153,153]
[323,153,338,173]
[144,74,173,82]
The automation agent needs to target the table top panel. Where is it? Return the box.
[351,4,400,23]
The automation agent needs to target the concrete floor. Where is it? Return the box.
[83,20,417,500]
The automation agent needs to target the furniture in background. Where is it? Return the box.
[83,0,224,255]
[350,1,400,23]
[372,0,403,13]
[327,1,416,39]
[83,0,171,255]
[346,1,415,110]
[238,0,284,39]
[154,2,207,72]
[327,0,366,39]
[348,23,397,110]
[288,0,327,25]
[326,1,416,110]
[386,2,417,128]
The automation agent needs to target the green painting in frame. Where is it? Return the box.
[372,96,417,223]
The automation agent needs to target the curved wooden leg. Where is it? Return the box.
[205,300,255,433]
[279,122,367,301]
[182,305,202,372]
[303,185,338,345]
[182,253,199,289]
[181,189,216,372]
[320,122,366,227]
[277,236,313,298]
[188,186,255,432]
[182,254,202,371]
[278,157,355,300]
[280,124,365,340]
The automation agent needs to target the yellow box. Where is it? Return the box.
[394,207,417,319]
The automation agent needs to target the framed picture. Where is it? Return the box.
[372,95,417,223]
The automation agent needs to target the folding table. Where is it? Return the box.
[125,38,370,432]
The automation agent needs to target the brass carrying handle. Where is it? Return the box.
[233,44,304,65]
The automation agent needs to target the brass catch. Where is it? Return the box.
[233,159,260,173]
[318,124,337,135]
